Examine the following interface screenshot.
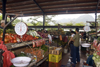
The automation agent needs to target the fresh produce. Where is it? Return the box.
[17,53,27,57]
[97,37,100,42]
[41,45,48,53]
[0,33,38,44]
[27,30,40,37]
[92,52,100,66]
[32,39,46,48]
[24,48,43,62]
[10,65,15,67]
[93,39,98,49]
[37,32,47,38]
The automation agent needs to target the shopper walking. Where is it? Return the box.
[72,28,80,66]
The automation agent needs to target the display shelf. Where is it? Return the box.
[28,54,48,67]
[6,38,49,50]
[6,41,32,50]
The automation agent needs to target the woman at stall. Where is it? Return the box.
[68,31,76,59]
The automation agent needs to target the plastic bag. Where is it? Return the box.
[0,41,15,67]
[0,41,7,51]
[2,50,15,67]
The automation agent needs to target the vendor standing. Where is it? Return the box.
[0,20,5,29]
[72,28,80,66]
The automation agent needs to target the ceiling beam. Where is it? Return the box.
[6,7,39,12]
[44,6,97,12]
[28,26,95,29]
[33,0,44,14]
[7,6,97,13]
[4,1,98,8]
[5,2,98,11]
[38,0,97,5]
[0,0,35,8]
[7,10,41,14]
[6,6,97,13]
[6,6,98,14]
[42,3,98,9]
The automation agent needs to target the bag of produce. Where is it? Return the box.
[0,41,15,67]
[93,39,98,48]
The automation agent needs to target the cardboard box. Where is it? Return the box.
[49,47,62,55]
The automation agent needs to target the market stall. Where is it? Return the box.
[0,0,100,67]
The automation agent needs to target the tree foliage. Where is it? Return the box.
[75,22,85,26]
[27,15,56,26]
[97,15,100,26]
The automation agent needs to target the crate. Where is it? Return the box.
[49,52,62,63]
[49,47,62,55]
[49,60,62,67]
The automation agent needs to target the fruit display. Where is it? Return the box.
[24,48,43,62]
[92,52,100,66]
[0,33,39,44]
[92,39,100,66]
[37,32,48,38]
[93,39,98,49]
[33,39,45,48]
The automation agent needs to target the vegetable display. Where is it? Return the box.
[27,30,40,37]
[41,45,48,53]
[0,33,39,44]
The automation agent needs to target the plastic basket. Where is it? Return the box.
[49,52,62,63]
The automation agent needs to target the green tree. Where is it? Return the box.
[0,15,2,21]
[12,19,21,25]
[75,22,85,26]
[27,15,56,26]
[66,22,74,26]
[97,15,100,26]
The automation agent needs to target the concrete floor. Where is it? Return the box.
[61,51,87,67]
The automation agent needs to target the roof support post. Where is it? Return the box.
[10,16,12,21]
[95,0,100,37]
[9,15,12,25]
[2,0,7,42]
[43,14,45,30]
[2,0,6,20]
[33,0,45,30]
[95,0,100,22]
[1,0,6,67]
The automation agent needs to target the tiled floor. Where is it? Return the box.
[61,50,87,67]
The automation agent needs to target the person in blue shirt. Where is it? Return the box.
[84,49,94,66]
[0,20,5,29]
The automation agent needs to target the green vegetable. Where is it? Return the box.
[10,65,15,67]
[17,53,27,57]
[41,45,48,53]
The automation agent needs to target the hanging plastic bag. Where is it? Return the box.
[2,50,15,67]
[0,41,7,51]
[60,35,62,41]
[48,34,52,44]
[0,41,15,67]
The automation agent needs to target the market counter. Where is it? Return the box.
[28,56,48,67]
